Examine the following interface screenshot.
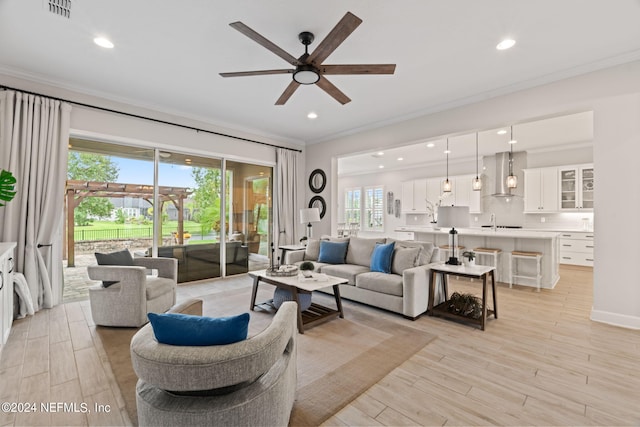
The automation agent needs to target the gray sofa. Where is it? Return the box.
[285,237,441,319]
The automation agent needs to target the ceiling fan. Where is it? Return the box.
[219,12,396,105]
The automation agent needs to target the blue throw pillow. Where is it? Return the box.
[318,240,349,264]
[370,242,395,274]
[147,312,249,346]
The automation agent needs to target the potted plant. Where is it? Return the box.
[299,261,315,277]
[0,169,17,207]
[462,250,476,267]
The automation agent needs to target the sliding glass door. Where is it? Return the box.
[64,139,272,299]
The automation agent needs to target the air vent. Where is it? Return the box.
[47,0,71,18]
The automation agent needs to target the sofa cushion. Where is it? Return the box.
[146,277,176,300]
[95,249,134,287]
[321,264,370,285]
[304,239,321,261]
[318,241,349,264]
[147,311,249,346]
[356,272,403,297]
[346,237,386,267]
[388,239,436,266]
[370,242,395,273]
[391,246,421,275]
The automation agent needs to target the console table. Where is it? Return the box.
[428,263,497,330]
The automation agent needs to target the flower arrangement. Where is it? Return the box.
[425,192,452,223]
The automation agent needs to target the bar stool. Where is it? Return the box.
[510,250,543,292]
[439,245,465,263]
[473,247,502,281]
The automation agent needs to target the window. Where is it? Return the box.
[364,185,384,231]
[344,187,361,226]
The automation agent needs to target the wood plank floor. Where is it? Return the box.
[1,265,639,426]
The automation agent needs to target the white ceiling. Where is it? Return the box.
[0,1,639,146]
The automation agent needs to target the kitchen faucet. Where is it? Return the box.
[490,213,496,231]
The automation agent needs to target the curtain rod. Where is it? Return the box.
[0,84,302,153]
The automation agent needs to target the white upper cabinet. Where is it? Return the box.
[524,167,559,212]
[558,164,594,211]
[401,179,428,213]
[403,175,482,215]
[453,175,481,213]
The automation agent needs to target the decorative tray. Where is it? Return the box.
[265,265,299,277]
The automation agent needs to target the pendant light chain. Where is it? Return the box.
[506,125,518,189]
[473,132,482,191]
[443,138,452,192]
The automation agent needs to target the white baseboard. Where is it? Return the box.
[591,309,640,330]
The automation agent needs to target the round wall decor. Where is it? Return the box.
[308,195,326,219]
[309,169,326,193]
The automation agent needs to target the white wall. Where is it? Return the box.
[307,60,640,329]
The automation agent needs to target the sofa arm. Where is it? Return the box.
[284,250,305,264]
[402,263,444,318]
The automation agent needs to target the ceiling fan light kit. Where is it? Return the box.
[293,64,320,85]
[220,12,396,105]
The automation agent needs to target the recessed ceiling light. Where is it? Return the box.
[377,151,384,156]
[185,158,192,163]
[496,39,516,50]
[397,157,403,161]
[497,129,507,135]
[426,143,435,148]
[379,165,384,169]
[93,37,114,49]
[508,139,518,144]
[444,149,451,154]
[307,112,318,119]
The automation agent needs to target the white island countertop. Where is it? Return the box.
[395,227,560,239]
[394,226,560,289]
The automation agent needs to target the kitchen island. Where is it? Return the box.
[395,227,560,289]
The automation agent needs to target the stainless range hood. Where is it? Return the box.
[492,152,517,197]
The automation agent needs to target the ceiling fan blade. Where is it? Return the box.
[220,69,293,78]
[229,22,301,66]
[316,76,351,105]
[275,80,301,105]
[320,64,396,75]
[307,12,362,66]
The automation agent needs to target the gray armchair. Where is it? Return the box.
[130,299,298,427]
[87,257,177,327]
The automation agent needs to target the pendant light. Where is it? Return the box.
[443,138,452,192]
[506,126,518,189]
[472,132,482,191]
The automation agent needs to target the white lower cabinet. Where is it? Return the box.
[1,242,17,356]
[559,232,594,266]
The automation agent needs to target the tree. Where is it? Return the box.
[191,167,225,236]
[68,152,119,220]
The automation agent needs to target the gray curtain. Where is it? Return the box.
[274,148,300,250]
[0,90,71,310]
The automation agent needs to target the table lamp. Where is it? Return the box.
[300,207,321,239]
[437,205,470,265]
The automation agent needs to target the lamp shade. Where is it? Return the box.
[437,206,470,228]
[300,207,321,224]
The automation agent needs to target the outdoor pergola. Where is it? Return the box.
[65,180,192,267]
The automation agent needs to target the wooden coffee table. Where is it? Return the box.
[248,269,347,334]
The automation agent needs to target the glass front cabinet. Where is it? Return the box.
[558,164,594,210]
